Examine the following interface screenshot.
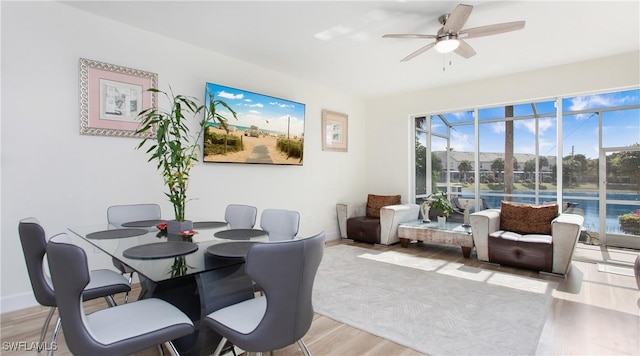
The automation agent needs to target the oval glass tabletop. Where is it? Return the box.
[121,219,167,228]
[206,241,260,258]
[213,229,267,240]
[122,241,198,260]
[86,228,148,240]
[193,221,227,229]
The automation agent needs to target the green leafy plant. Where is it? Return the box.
[136,87,237,221]
[427,191,454,217]
[619,212,640,236]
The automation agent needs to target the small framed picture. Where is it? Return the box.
[79,58,157,138]
[322,109,348,152]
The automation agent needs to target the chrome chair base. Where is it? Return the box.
[212,338,310,356]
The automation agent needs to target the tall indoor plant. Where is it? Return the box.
[136,87,236,234]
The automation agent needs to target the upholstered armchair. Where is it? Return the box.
[336,194,419,245]
[470,201,584,276]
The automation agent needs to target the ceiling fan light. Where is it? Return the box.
[435,38,460,53]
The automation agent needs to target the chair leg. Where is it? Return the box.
[212,337,228,356]
[104,295,117,308]
[297,339,311,356]
[124,272,134,303]
[163,341,180,356]
[47,317,62,356]
[38,307,56,351]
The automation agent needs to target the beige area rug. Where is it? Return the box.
[313,245,557,356]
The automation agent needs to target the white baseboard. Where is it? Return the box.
[1,291,38,314]
[325,231,341,241]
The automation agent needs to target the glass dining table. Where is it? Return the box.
[68,220,268,356]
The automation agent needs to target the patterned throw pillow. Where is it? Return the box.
[499,201,558,235]
[366,194,401,218]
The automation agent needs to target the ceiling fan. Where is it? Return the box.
[383,4,525,62]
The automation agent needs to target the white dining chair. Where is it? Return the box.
[259,208,300,241]
[107,203,161,302]
[224,204,258,229]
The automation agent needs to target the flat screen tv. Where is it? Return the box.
[203,82,305,165]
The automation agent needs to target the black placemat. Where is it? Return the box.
[214,229,267,240]
[86,228,148,240]
[122,241,198,260]
[193,221,227,229]
[121,219,167,228]
[206,242,259,258]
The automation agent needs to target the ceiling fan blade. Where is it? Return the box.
[400,42,436,62]
[383,34,437,39]
[460,21,526,39]
[443,4,473,33]
[454,40,476,58]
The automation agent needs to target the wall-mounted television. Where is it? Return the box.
[203,82,305,166]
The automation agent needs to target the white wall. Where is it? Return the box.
[364,52,640,202]
[1,2,368,312]
[3,1,638,313]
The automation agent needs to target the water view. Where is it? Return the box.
[470,191,639,234]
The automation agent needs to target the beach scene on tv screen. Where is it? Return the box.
[203,82,305,165]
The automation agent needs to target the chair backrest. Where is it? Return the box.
[259,209,300,241]
[46,233,94,355]
[107,203,161,226]
[18,218,56,307]
[244,232,325,351]
[224,204,257,229]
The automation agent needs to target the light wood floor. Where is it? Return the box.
[2,240,638,355]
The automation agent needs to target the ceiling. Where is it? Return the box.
[61,1,640,99]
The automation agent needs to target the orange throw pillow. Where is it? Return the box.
[366,194,401,218]
[500,201,558,235]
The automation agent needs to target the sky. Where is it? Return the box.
[429,88,639,160]
[204,82,306,137]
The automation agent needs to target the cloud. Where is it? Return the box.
[217,91,244,100]
[269,101,294,109]
[568,92,634,111]
[245,103,264,108]
[515,118,555,134]
[450,130,473,152]
[490,122,505,134]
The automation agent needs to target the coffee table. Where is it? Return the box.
[398,220,474,258]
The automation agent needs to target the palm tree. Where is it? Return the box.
[504,106,514,200]
[491,158,505,178]
[458,160,473,182]
[524,159,536,180]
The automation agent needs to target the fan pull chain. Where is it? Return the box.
[443,55,454,71]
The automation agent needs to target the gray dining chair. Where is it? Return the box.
[18,218,131,355]
[224,204,258,229]
[259,208,300,241]
[46,233,195,356]
[107,203,161,302]
[205,232,325,356]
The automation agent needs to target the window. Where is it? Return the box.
[413,88,640,249]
